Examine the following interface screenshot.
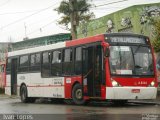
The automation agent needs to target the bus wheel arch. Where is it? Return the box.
[72,83,85,105]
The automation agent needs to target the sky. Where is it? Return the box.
[0,0,159,42]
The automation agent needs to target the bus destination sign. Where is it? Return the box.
[107,37,147,44]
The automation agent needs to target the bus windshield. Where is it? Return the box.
[109,45,154,76]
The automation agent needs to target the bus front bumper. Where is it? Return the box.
[106,87,157,100]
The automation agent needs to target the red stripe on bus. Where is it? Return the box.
[66,34,105,47]
[5,85,64,87]
[27,85,64,87]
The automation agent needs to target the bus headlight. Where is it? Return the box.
[149,81,155,87]
[111,80,121,87]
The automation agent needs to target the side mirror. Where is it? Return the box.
[105,48,110,57]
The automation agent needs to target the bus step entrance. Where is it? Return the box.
[89,97,101,99]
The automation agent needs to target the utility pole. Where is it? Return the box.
[24,23,29,40]
[69,0,77,40]
[24,23,27,38]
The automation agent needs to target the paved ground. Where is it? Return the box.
[0,94,160,120]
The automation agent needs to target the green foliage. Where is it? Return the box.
[56,1,70,15]
[152,19,160,52]
[55,0,95,29]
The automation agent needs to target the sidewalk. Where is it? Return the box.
[0,94,18,99]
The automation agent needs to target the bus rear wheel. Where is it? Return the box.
[72,84,85,105]
[20,85,29,103]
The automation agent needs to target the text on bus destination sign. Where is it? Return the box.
[108,37,146,44]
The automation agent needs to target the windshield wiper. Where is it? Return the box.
[133,44,142,55]
[135,65,142,69]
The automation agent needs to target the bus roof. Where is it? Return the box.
[8,34,105,57]
[105,33,148,38]
[7,33,149,57]
[8,42,65,57]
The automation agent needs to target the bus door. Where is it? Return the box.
[11,58,18,95]
[82,45,102,98]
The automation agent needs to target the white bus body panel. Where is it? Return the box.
[17,73,42,97]
[5,75,11,95]
[43,77,65,98]
[106,87,157,99]
[6,41,66,97]
[17,73,65,98]
[8,42,65,57]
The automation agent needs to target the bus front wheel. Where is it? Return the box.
[72,84,85,105]
[20,85,29,103]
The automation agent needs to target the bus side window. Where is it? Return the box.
[6,58,11,74]
[41,51,51,77]
[62,48,73,75]
[19,55,29,72]
[75,47,82,75]
[30,53,40,71]
[51,50,62,76]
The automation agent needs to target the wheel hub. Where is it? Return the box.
[75,89,82,100]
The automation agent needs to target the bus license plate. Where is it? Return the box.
[132,89,140,93]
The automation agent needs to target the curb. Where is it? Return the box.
[128,101,160,105]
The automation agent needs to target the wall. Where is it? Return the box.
[77,3,160,41]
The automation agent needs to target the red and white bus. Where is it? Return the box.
[5,33,158,104]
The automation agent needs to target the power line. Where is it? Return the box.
[27,20,57,35]
[27,19,70,36]
[0,0,11,7]
[92,6,124,10]
[91,0,128,8]
[0,9,44,16]
[27,15,55,26]
[1,2,59,29]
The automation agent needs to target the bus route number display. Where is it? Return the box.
[108,37,147,44]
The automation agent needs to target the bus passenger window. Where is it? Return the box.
[30,53,40,71]
[52,51,61,63]
[62,48,73,75]
[20,55,29,67]
[63,49,72,62]
[6,58,11,73]
[75,47,82,75]
[19,55,29,72]
[42,52,50,64]
[31,53,40,66]
[51,50,62,76]
[41,52,51,77]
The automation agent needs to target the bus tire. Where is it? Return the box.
[72,84,85,105]
[20,85,29,103]
[29,98,36,103]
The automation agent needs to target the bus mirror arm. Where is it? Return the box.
[101,41,110,57]
[105,48,110,57]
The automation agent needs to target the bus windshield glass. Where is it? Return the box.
[109,45,154,76]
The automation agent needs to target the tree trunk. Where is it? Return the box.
[69,0,77,40]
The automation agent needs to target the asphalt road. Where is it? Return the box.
[0,95,160,120]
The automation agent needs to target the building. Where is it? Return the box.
[77,2,160,41]
[10,33,71,51]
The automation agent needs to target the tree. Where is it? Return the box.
[152,19,160,53]
[56,0,95,39]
